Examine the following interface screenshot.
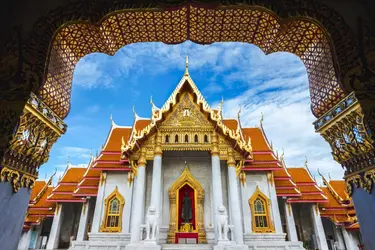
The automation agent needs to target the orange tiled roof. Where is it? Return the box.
[329,180,350,201]
[222,119,238,131]
[288,168,315,183]
[318,177,358,229]
[94,125,131,169]
[48,167,87,202]
[30,181,46,202]
[287,168,327,203]
[242,127,272,152]
[135,119,151,131]
[59,167,86,183]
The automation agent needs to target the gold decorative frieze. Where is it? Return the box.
[315,92,374,175]
[121,74,252,159]
[1,166,36,192]
[1,93,66,187]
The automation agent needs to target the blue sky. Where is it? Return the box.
[39,41,343,183]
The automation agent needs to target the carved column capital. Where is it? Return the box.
[138,148,147,166]
[211,131,219,156]
[227,148,235,166]
[154,133,162,156]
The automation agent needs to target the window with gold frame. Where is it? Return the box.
[100,186,125,232]
[248,186,275,233]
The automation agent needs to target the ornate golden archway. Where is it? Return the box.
[39,5,346,119]
[167,166,206,243]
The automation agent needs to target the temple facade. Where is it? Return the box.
[18,63,362,250]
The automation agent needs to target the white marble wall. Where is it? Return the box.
[91,172,134,234]
[240,172,282,235]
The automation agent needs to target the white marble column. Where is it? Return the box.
[91,172,106,233]
[76,199,91,241]
[46,203,64,250]
[227,157,244,245]
[34,221,44,249]
[332,225,345,250]
[17,230,31,250]
[130,152,147,243]
[342,227,357,250]
[150,135,163,219]
[310,204,328,250]
[283,201,298,241]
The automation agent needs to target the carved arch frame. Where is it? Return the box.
[167,166,206,243]
[22,1,361,120]
[100,186,125,233]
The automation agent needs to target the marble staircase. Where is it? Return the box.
[161,244,213,250]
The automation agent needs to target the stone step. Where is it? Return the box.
[162,244,213,250]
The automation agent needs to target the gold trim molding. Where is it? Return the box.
[0,167,35,192]
[100,186,125,233]
[248,186,275,233]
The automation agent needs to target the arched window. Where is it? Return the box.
[100,186,125,232]
[175,134,179,143]
[204,134,209,143]
[165,135,169,143]
[194,134,198,143]
[249,186,274,233]
[185,134,189,143]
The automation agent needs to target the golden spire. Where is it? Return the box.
[218,96,224,113]
[184,55,189,76]
[260,112,264,127]
[237,106,242,120]
[110,113,114,126]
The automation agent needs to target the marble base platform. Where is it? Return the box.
[126,242,162,250]
[243,234,304,250]
[69,233,131,250]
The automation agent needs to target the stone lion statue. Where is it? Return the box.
[217,205,229,241]
[145,205,158,240]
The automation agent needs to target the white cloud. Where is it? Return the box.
[58,146,92,160]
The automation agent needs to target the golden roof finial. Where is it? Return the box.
[237,106,242,120]
[304,156,308,168]
[281,148,285,160]
[218,96,224,112]
[184,55,189,76]
[260,112,264,127]
[110,113,114,126]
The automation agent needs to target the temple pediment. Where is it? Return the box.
[121,64,252,160]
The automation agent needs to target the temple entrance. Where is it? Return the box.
[168,166,206,244]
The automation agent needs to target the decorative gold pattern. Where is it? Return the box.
[0,167,36,192]
[99,172,106,187]
[345,174,363,196]
[37,4,347,120]
[100,186,125,233]
[1,93,66,183]
[316,94,374,174]
[249,186,275,233]
[122,74,252,160]
[167,166,206,243]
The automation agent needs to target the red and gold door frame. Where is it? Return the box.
[167,166,206,243]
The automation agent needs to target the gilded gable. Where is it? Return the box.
[161,92,212,128]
